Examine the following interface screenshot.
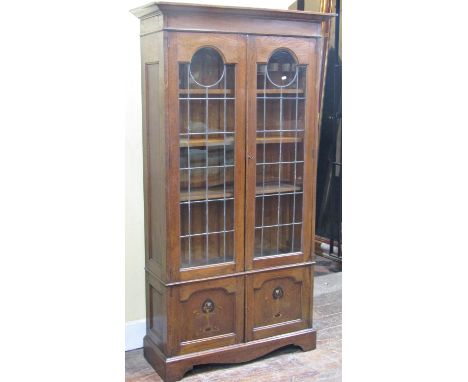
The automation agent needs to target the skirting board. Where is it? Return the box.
[125,319,146,351]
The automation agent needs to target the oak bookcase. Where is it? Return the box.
[131,3,334,381]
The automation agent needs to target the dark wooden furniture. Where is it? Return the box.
[131,3,334,381]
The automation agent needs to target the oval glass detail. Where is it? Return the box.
[266,49,298,88]
[189,47,225,87]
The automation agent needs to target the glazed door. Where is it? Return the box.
[169,33,246,281]
[245,36,320,270]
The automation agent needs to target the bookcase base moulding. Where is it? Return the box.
[131,2,334,381]
[144,328,316,382]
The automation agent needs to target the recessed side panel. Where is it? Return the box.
[145,272,168,354]
[140,31,167,281]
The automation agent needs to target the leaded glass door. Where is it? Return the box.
[245,37,320,270]
[171,33,246,280]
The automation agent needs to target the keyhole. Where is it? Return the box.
[272,287,284,299]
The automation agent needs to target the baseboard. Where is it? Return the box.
[125,319,146,351]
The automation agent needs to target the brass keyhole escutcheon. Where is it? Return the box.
[202,299,215,313]
[272,287,284,299]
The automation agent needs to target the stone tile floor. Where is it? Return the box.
[126,272,342,382]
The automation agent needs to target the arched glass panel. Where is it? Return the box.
[178,47,236,268]
[254,49,307,257]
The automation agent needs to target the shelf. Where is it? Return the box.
[181,183,301,201]
[256,89,304,94]
[180,187,234,202]
[179,89,233,95]
[180,137,235,147]
[256,136,303,144]
[256,183,302,195]
[181,136,301,147]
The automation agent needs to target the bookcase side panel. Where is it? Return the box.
[140,30,168,281]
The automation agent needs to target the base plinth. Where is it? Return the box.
[143,328,317,382]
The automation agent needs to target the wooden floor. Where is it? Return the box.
[126,272,342,382]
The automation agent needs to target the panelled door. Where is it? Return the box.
[168,33,246,281]
[245,36,320,270]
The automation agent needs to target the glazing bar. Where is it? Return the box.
[276,86,283,255]
[180,165,234,171]
[205,86,209,263]
[186,65,192,266]
[260,66,267,257]
[256,161,304,165]
[256,96,306,100]
[255,192,303,198]
[291,73,300,253]
[181,197,234,205]
[181,229,235,239]
[255,222,303,229]
[223,68,227,262]
[179,97,235,100]
[256,129,304,133]
[179,132,235,136]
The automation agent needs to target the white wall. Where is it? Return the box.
[126,0,146,325]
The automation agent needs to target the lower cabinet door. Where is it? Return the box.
[171,276,244,355]
[245,266,312,341]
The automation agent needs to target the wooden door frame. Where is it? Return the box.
[166,31,247,282]
[244,35,320,271]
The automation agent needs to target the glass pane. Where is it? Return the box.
[190,48,224,87]
[178,48,236,268]
[254,52,306,258]
[267,49,297,87]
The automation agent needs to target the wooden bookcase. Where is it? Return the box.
[131,3,334,381]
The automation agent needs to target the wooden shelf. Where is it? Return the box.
[180,137,235,147]
[256,136,303,144]
[180,187,234,202]
[256,89,304,94]
[256,183,302,195]
[181,183,301,201]
[179,89,233,95]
